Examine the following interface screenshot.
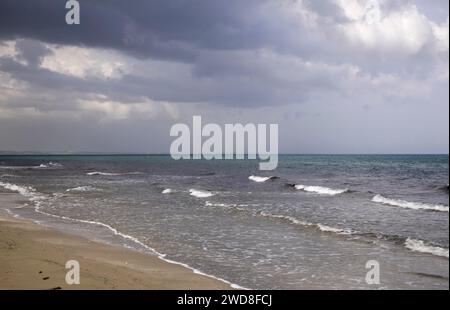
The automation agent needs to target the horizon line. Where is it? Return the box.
[0,152,448,156]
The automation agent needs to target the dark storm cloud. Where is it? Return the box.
[0,0,188,61]
[1,0,444,79]
[0,0,448,153]
[0,0,284,62]
[0,0,447,109]
[0,0,364,67]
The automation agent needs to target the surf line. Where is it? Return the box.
[170,116,278,170]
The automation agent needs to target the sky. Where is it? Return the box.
[0,0,448,154]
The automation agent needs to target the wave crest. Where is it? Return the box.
[38,162,63,168]
[204,201,353,236]
[189,189,215,198]
[66,186,97,192]
[295,185,348,195]
[249,175,278,183]
[372,195,449,212]
[0,181,43,202]
[1,182,245,289]
[405,238,449,258]
[86,171,141,176]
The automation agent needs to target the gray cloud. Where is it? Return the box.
[15,39,53,67]
[0,0,279,61]
[0,0,448,153]
[1,1,447,76]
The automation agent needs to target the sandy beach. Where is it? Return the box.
[0,193,231,290]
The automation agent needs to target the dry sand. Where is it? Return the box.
[0,193,232,290]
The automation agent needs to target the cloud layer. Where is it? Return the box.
[0,0,448,153]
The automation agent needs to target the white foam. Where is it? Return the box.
[162,189,174,194]
[189,189,215,198]
[249,175,275,183]
[316,224,353,235]
[206,200,354,236]
[33,206,247,289]
[405,238,449,258]
[205,201,249,211]
[5,208,20,218]
[87,171,141,176]
[258,211,353,235]
[295,185,348,195]
[0,181,43,202]
[205,201,247,207]
[1,181,247,289]
[66,186,97,192]
[259,211,311,226]
[37,162,62,169]
[87,171,121,176]
[372,195,449,212]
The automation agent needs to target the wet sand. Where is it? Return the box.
[0,193,232,290]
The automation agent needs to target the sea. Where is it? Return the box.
[0,154,448,289]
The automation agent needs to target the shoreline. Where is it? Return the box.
[0,193,233,290]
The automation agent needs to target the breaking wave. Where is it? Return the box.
[0,181,43,202]
[405,238,449,258]
[248,175,278,183]
[189,189,215,198]
[204,200,449,258]
[204,200,353,235]
[66,186,98,192]
[259,211,354,235]
[38,162,63,168]
[372,195,449,212]
[295,184,348,196]
[0,181,246,289]
[86,171,142,176]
